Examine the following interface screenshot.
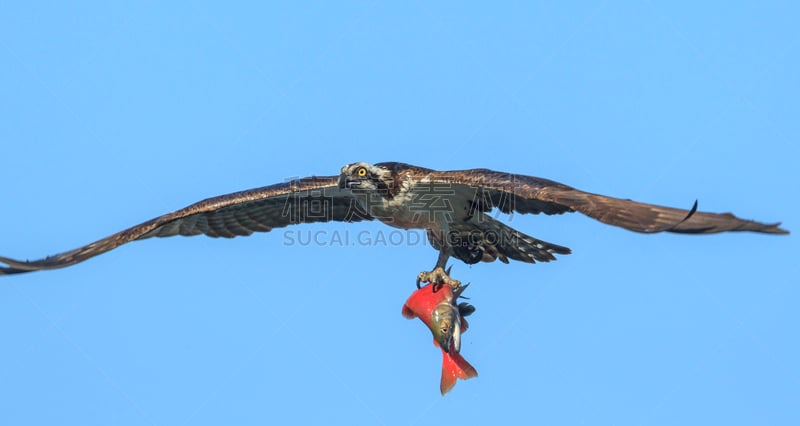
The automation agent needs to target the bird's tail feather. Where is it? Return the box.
[447,216,571,265]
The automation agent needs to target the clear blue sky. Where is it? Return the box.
[1,2,797,425]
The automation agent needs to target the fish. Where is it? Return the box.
[402,283,478,395]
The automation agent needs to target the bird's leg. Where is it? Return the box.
[416,247,461,289]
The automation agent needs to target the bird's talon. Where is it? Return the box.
[416,266,461,290]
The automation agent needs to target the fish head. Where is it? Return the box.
[431,302,461,353]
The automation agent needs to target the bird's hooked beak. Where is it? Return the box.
[337,173,347,190]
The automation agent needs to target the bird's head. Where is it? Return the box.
[338,162,394,194]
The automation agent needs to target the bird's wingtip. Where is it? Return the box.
[770,223,790,235]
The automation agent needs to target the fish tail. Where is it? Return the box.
[439,348,478,395]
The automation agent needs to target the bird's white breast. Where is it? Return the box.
[367,177,473,231]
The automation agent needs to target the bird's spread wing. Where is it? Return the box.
[426,168,788,234]
[0,176,371,275]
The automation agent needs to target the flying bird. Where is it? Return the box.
[0,162,789,283]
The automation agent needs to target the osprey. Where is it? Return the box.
[0,162,788,283]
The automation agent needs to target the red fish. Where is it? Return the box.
[402,283,478,395]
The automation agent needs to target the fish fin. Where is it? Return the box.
[439,347,478,395]
[458,302,476,317]
[402,304,417,319]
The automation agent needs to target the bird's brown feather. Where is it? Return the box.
[0,176,370,275]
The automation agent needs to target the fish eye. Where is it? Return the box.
[356,167,367,177]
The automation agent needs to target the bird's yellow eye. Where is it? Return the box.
[356,167,367,177]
